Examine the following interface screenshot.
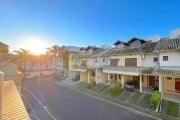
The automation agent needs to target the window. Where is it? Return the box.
[163,56,168,61]
[131,40,141,47]
[110,59,119,66]
[125,58,137,66]
[153,57,158,62]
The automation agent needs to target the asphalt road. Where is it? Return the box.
[22,79,157,120]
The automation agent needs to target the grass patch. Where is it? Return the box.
[166,101,178,118]
[109,92,120,98]
[139,94,151,108]
[118,91,132,101]
[74,82,90,91]
[128,92,141,105]
[100,87,110,96]
[96,86,110,94]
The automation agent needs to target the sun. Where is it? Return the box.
[20,36,49,55]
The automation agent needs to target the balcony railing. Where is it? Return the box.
[103,66,141,72]
[103,66,154,75]
[153,66,180,76]
[72,65,87,70]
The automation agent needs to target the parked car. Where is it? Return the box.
[124,81,136,91]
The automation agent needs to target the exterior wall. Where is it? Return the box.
[110,54,141,66]
[88,57,108,68]
[89,71,95,81]
[98,71,108,83]
[80,71,88,81]
[159,51,180,66]
[124,75,133,82]
[108,73,121,83]
[163,77,175,92]
[142,54,158,67]
[142,75,148,87]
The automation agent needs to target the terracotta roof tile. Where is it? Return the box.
[2,81,30,120]
[154,38,180,51]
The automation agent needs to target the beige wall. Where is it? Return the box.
[97,70,108,83]
[142,75,148,87]
[80,71,88,81]
[163,77,175,92]
[124,75,133,82]
[110,54,142,66]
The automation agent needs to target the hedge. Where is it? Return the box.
[109,83,121,94]
[150,90,161,109]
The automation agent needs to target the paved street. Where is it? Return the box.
[22,79,157,120]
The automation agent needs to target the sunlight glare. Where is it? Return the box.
[20,36,49,55]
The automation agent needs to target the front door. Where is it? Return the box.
[175,78,180,92]
[149,76,155,87]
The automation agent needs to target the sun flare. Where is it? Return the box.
[20,36,49,55]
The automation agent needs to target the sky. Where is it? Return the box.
[0,0,180,53]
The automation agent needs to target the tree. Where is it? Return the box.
[46,45,65,69]
[13,48,31,73]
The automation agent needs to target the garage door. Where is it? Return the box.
[175,78,180,91]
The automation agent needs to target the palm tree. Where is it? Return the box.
[46,45,66,78]
[13,48,31,73]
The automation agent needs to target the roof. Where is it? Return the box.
[127,37,146,43]
[113,40,129,46]
[2,80,30,120]
[90,47,113,58]
[106,40,157,55]
[0,41,8,47]
[154,38,180,51]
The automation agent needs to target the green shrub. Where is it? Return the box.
[150,91,161,109]
[109,83,121,94]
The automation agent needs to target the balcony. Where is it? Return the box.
[103,66,142,75]
[71,65,87,71]
[153,66,180,76]
[103,66,154,76]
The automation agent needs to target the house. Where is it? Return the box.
[70,46,100,82]
[103,37,159,93]
[152,37,180,102]
[87,45,112,84]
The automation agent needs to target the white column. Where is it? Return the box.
[88,71,90,83]
[95,69,98,84]
[140,75,142,93]
[121,75,125,88]
[108,73,110,85]
[98,71,101,83]
[159,76,162,93]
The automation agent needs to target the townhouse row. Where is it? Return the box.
[63,36,180,102]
